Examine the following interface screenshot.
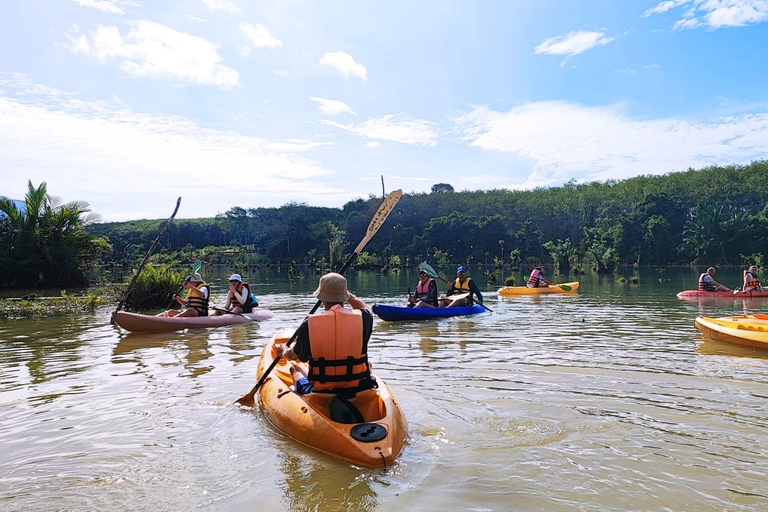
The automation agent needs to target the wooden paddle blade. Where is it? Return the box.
[236,387,257,407]
[353,189,402,254]
[439,292,470,301]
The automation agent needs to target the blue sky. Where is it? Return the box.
[1,0,767,221]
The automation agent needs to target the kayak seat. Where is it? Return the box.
[305,389,387,423]
[329,394,365,424]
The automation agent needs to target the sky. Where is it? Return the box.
[1,0,767,221]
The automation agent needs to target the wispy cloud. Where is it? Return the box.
[534,30,613,57]
[364,141,380,149]
[273,69,291,77]
[188,14,205,23]
[455,101,768,189]
[0,74,350,220]
[71,0,137,15]
[322,114,438,146]
[319,51,367,81]
[201,0,237,13]
[645,0,768,29]
[67,21,239,89]
[240,22,282,50]
[310,97,356,116]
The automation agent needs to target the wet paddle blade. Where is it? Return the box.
[558,284,572,291]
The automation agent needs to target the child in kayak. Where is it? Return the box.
[163,273,210,317]
[527,267,554,288]
[211,273,258,316]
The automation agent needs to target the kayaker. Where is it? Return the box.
[278,272,376,396]
[439,266,483,308]
[527,266,554,288]
[408,269,438,308]
[699,267,730,292]
[164,272,210,317]
[210,273,258,316]
[743,265,762,292]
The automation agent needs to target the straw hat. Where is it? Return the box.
[313,273,350,303]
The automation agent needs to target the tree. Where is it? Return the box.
[431,183,454,194]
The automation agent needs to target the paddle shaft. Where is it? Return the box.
[211,306,252,319]
[112,197,181,323]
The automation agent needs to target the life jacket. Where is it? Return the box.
[698,273,715,292]
[186,283,210,316]
[451,277,474,304]
[528,269,542,287]
[415,278,437,305]
[307,305,372,393]
[744,271,761,291]
[228,282,253,307]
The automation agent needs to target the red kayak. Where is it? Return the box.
[677,289,768,299]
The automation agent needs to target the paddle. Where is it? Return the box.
[418,262,493,312]
[211,306,253,320]
[557,283,572,291]
[112,197,182,323]
[162,260,202,312]
[235,189,403,407]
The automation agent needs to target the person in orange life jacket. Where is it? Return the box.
[163,272,210,317]
[278,273,375,396]
[439,266,483,308]
[210,273,256,316]
[698,267,730,292]
[408,269,438,308]
[526,267,554,288]
[743,265,762,292]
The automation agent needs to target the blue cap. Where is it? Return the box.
[457,266,467,274]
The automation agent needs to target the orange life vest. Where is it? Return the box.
[307,305,371,393]
[528,269,542,287]
[744,271,761,291]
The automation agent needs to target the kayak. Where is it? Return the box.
[498,282,579,296]
[372,303,486,321]
[114,309,274,333]
[257,329,407,468]
[677,289,768,299]
[695,316,768,349]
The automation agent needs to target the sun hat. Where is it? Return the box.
[228,273,243,282]
[189,272,203,282]
[313,272,351,303]
[456,266,467,274]
[419,269,428,276]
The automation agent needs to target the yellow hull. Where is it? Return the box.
[498,282,580,296]
[257,329,407,468]
[695,316,768,350]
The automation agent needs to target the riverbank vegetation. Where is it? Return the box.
[0,289,117,319]
[90,161,768,275]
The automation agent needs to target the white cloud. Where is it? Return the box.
[188,14,205,23]
[645,0,768,29]
[319,51,367,80]
[71,0,136,14]
[455,101,768,189]
[364,141,381,149]
[310,97,356,116]
[534,30,613,56]
[67,21,239,89]
[201,0,237,12]
[322,114,438,146]
[240,22,282,50]
[273,69,291,77]
[0,74,353,220]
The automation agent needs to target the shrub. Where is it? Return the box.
[125,264,186,310]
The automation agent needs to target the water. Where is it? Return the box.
[2,267,768,511]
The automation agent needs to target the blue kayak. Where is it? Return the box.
[372,304,486,321]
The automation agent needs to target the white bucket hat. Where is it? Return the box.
[313,273,350,303]
[228,273,243,282]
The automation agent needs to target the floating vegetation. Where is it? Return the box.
[0,288,117,319]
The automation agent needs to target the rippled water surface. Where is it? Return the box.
[2,267,768,511]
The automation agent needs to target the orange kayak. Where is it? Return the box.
[695,316,768,349]
[257,329,407,468]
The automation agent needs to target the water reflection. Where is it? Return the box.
[112,330,214,378]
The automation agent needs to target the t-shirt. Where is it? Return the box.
[702,274,714,284]
[293,308,374,363]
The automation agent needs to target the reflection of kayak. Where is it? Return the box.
[114,309,274,333]
[257,329,407,468]
[677,289,768,299]
[498,282,579,296]
[695,316,768,349]
[372,304,486,321]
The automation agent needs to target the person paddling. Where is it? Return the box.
[743,265,762,292]
[163,272,210,317]
[408,269,438,308]
[698,267,730,292]
[211,273,257,316]
[440,266,483,308]
[278,273,376,396]
[527,266,554,288]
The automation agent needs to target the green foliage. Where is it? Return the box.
[504,276,516,286]
[432,248,450,268]
[327,223,347,271]
[125,264,185,310]
[0,180,110,287]
[431,183,454,194]
[355,251,379,269]
[543,238,577,275]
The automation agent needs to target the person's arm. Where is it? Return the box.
[279,320,310,362]
[348,292,370,311]
[470,279,483,303]
[233,287,248,305]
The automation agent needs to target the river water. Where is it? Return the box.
[1,267,768,511]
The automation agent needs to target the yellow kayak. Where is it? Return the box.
[498,282,580,296]
[257,329,407,468]
[695,316,768,349]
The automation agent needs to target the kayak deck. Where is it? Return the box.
[695,316,768,349]
[256,329,407,468]
[498,282,580,296]
[114,309,274,333]
[677,289,768,299]
[372,303,486,321]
